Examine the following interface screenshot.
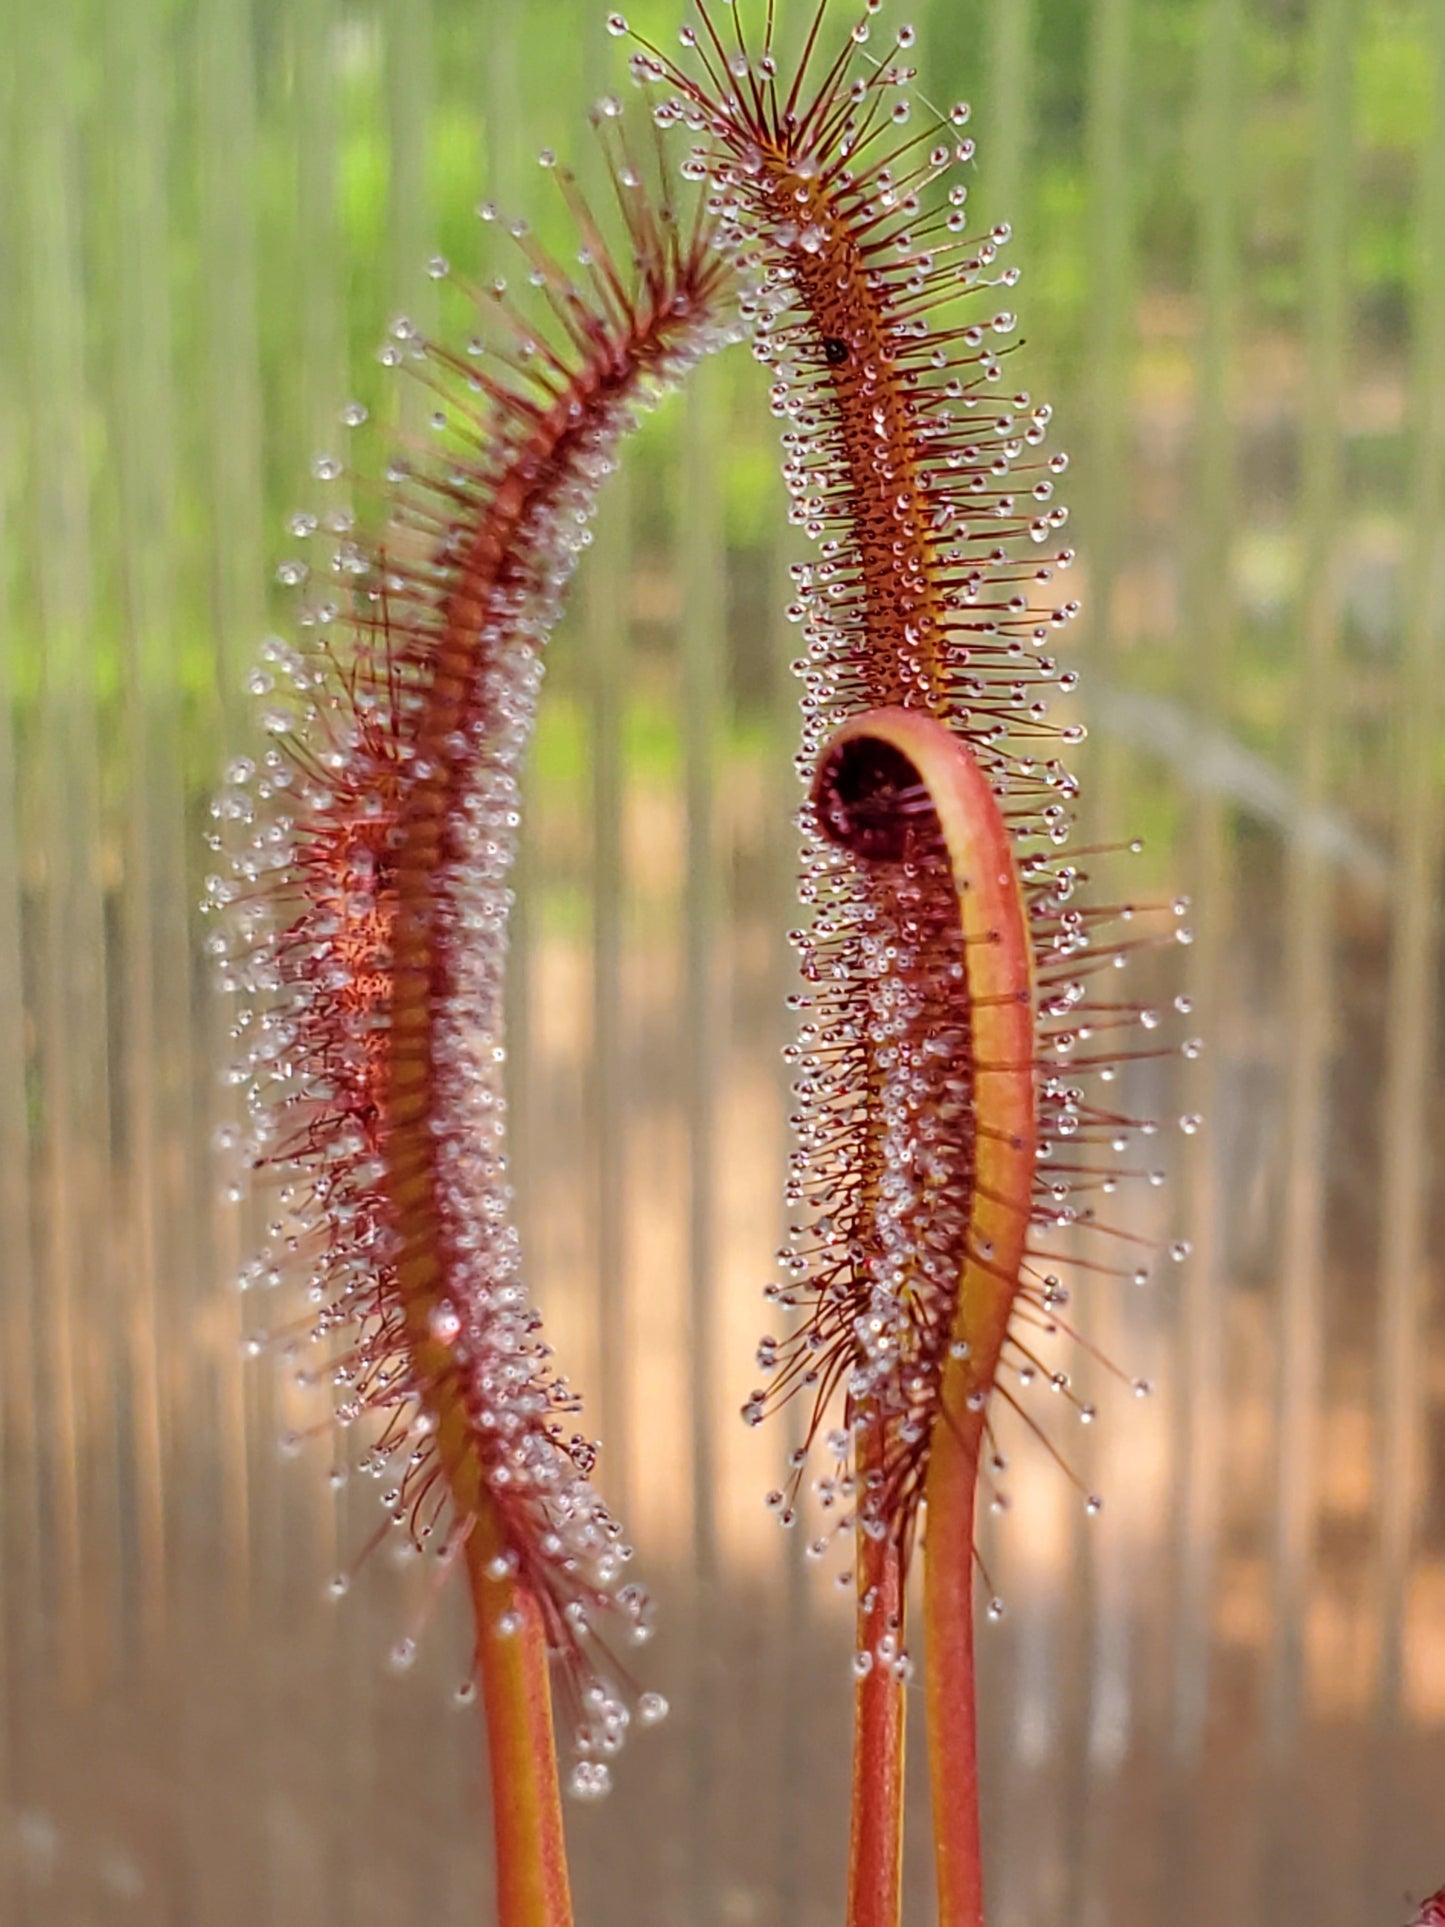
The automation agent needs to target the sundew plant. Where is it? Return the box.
[210,4,1189,1922]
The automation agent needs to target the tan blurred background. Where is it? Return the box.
[1,0,1443,1920]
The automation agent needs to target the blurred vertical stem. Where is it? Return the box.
[1058,12,1137,1905]
[386,0,436,420]
[585,454,633,1509]
[25,1,111,1697]
[582,6,633,1530]
[199,0,266,1642]
[683,352,726,1927]
[1267,0,1353,1758]
[985,0,1032,235]
[580,36,633,1909]
[0,53,33,1925]
[109,0,183,1656]
[1369,3,1445,1903]
[1081,0,1135,841]
[1171,0,1241,1772]
[194,0,268,1912]
[1374,0,1445,1706]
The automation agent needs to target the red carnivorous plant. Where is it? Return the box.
[211,6,1187,1923]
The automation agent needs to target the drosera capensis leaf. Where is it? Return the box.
[210,111,739,1926]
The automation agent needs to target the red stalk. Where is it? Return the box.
[465,1523,574,1927]
[912,704,1035,1927]
[848,1420,907,1926]
[922,1417,985,1925]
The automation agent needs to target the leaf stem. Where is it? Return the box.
[923,1411,986,1927]
[849,1422,906,1927]
[465,1524,575,1927]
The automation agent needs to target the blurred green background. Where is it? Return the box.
[1,0,1443,1921]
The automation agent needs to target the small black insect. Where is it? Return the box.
[823,336,849,366]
